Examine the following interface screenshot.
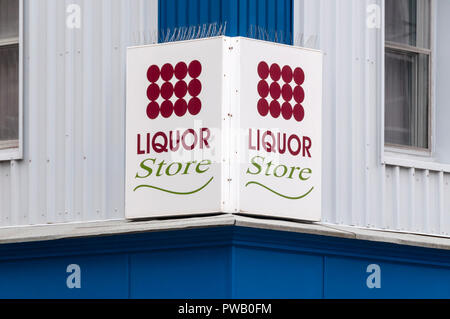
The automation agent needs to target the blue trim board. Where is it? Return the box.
[158,0,293,44]
[1,226,450,298]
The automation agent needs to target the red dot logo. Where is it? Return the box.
[270,100,281,118]
[270,82,281,100]
[258,80,269,98]
[147,83,160,101]
[282,66,293,83]
[174,99,188,117]
[175,62,188,80]
[258,99,269,117]
[188,60,202,78]
[188,97,202,116]
[188,79,202,97]
[146,102,159,120]
[282,84,293,102]
[258,62,270,79]
[145,60,203,119]
[161,82,174,100]
[293,86,305,104]
[270,64,281,81]
[293,67,305,85]
[257,61,306,123]
[282,102,293,120]
[161,63,174,81]
[293,104,305,122]
[174,81,188,98]
[160,100,174,118]
[147,65,160,82]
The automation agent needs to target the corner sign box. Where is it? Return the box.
[126,36,322,222]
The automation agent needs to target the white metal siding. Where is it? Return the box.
[294,0,450,236]
[2,0,450,239]
[0,0,158,226]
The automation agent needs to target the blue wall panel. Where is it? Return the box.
[233,246,323,299]
[129,247,231,299]
[0,254,128,299]
[1,227,450,298]
[158,0,293,44]
[325,256,450,299]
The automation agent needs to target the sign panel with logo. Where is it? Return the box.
[126,37,322,222]
[126,37,228,218]
[236,38,322,221]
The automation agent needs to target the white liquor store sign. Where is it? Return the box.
[126,37,322,221]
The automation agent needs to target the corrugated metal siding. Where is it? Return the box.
[0,0,158,226]
[294,0,450,236]
[1,0,450,239]
[159,0,293,44]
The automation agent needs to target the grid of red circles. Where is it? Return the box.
[257,61,305,122]
[146,60,202,119]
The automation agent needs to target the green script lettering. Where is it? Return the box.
[196,160,212,174]
[166,162,183,176]
[246,156,264,175]
[136,158,156,179]
[299,168,312,181]
[135,158,212,179]
[245,156,312,181]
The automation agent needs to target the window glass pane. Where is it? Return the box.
[386,0,430,49]
[416,0,431,49]
[0,0,19,40]
[385,50,414,146]
[385,49,429,149]
[0,44,19,143]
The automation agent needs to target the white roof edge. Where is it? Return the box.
[1,215,450,251]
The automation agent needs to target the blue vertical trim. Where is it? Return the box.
[287,0,292,43]
[177,0,188,27]
[158,0,293,44]
[238,0,247,36]
[187,0,199,26]
[276,0,285,42]
[248,0,257,31]
[199,0,209,25]
[221,0,228,34]
[322,256,326,299]
[165,0,177,31]
[230,246,236,298]
[158,0,164,31]
[222,0,239,37]
[232,0,240,37]
[267,0,276,34]
[209,0,221,24]
[127,254,131,299]
[257,0,267,30]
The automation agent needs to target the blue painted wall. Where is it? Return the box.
[130,247,231,299]
[233,246,323,299]
[158,0,293,44]
[2,226,450,299]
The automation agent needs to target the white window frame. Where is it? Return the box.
[0,0,23,161]
[383,0,433,157]
[380,0,450,173]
